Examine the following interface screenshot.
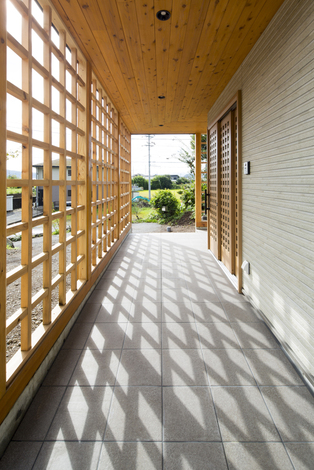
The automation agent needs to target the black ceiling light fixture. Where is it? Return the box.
[158,95,165,100]
[159,124,164,127]
[156,10,171,21]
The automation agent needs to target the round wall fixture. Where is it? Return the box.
[156,10,171,21]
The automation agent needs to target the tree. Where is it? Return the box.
[6,150,19,160]
[151,175,172,190]
[177,134,207,178]
[132,175,148,190]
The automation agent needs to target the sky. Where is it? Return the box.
[131,134,193,177]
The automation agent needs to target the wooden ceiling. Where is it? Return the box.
[51,0,285,134]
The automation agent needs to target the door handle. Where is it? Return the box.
[204,190,210,212]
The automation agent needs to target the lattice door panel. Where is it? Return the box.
[220,112,234,273]
[208,123,220,258]
[234,111,239,279]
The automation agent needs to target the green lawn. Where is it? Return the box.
[138,189,182,201]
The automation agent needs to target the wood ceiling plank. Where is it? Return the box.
[170,0,212,123]
[189,0,268,118]
[165,0,192,126]
[154,0,173,127]
[52,0,126,115]
[193,0,285,117]
[117,0,152,128]
[179,0,241,121]
[134,0,158,128]
[94,0,145,127]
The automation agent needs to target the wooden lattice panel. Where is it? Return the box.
[1,0,131,394]
[119,121,131,233]
[90,74,119,271]
[208,124,220,258]
[234,112,239,277]
[220,112,233,272]
[5,0,87,369]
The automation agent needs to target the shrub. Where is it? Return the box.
[150,190,181,220]
[181,184,195,209]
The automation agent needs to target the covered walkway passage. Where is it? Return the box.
[1,231,313,469]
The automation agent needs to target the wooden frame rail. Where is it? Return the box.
[0,0,131,422]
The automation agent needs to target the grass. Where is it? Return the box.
[6,187,22,195]
[138,189,182,201]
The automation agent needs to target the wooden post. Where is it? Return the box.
[0,0,7,397]
[20,0,32,351]
[195,133,202,228]
[43,5,52,324]
[117,113,121,237]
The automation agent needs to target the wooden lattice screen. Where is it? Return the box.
[1,0,131,403]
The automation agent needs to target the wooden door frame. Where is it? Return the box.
[207,91,242,293]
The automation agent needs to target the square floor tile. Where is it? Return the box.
[162,302,195,323]
[13,387,65,440]
[87,285,135,305]
[0,441,42,470]
[162,349,208,386]
[286,443,314,470]
[244,349,304,386]
[129,301,162,323]
[222,301,262,323]
[85,323,127,351]
[161,278,187,289]
[99,442,162,470]
[62,323,93,350]
[124,323,161,349]
[261,386,314,441]
[76,303,101,323]
[95,303,131,323]
[104,387,162,441]
[192,302,228,323]
[162,288,191,303]
[163,386,220,441]
[32,441,102,470]
[117,349,161,386]
[231,323,280,349]
[197,323,240,349]
[133,286,162,302]
[43,349,81,386]
[69,349,120,386]
[212,386,280,442]
[203,349,255,386]
[46,386,113,441]
[162,323,200,349]
[224,443,294,470]
[187,286,220,303]
[164,443,228,470]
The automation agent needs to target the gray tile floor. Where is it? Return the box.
[1,231,314,469]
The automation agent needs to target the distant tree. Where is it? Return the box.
[177,134,207,178]
[132,175,148,190]
[6,150,19,160]
[176,177,190,185]
[151,175,172,190]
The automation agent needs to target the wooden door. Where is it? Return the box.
[220,111,235,273]
[208,123,220,259]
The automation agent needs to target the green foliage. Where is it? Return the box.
[151,175,172,190]
[177,134,207,177]
[150,189,181,221]
[132,175,148,190]
[181,184,195,210]
[6,150,19,160]
[6,187,22,195]
[176,177,190,185]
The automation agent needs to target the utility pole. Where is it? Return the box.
[144,135,155,200]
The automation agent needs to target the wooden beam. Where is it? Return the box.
[0,0,7,398]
